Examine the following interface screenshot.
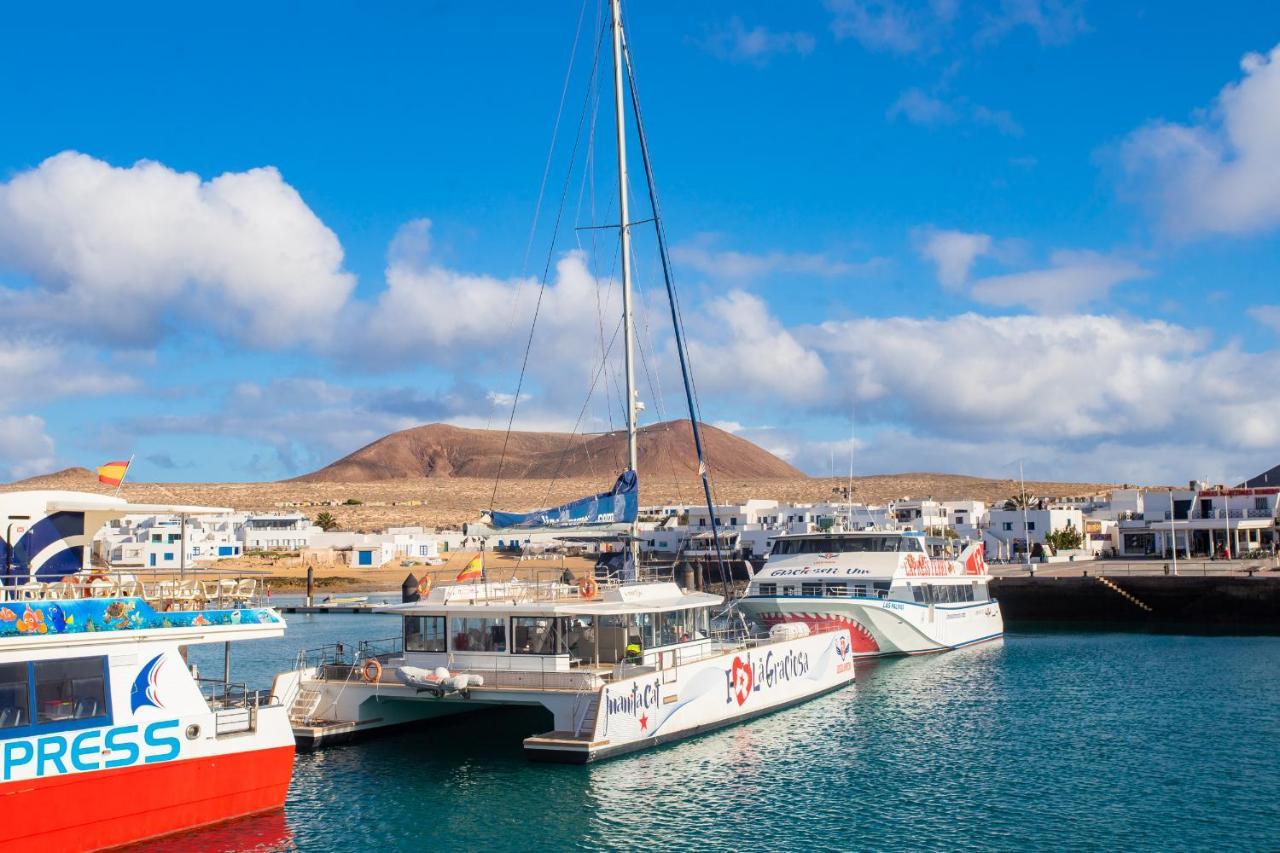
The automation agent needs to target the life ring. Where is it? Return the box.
[419,574,432,595]
[361,659,383,683]
[577,576,599,599]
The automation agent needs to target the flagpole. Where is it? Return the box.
[113,454,135,497]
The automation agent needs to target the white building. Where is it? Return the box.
[239,513,320,551]
[984,507,1084,560]
[99,513,242,568]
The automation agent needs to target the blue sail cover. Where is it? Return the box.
[488,471,638,531]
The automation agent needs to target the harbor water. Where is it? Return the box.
[158,606,1279,852]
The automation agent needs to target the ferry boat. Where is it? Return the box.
[275,570,856,762]
[0,490,294,851]
[736,531,1004,657]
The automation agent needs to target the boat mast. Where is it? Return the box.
[611,0,640,563]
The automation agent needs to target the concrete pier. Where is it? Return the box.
[991,575,1280,630]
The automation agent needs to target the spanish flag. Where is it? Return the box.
[97,460,131,487]
[456,555,484,583]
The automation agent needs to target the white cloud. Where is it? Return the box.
[1249,305,1280,333]
[977,0,1087,47]
[0,151,355,347]
[1118,43,1280,237]
[968,250,1147,312]
[0,415,57,480]
[825,0,949,54]
[672,235,885,282]
[700,18,815,65]
[889,90,1022,136]
[686,291,828,404]
[914,228,993,288]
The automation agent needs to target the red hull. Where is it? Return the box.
[1,744,294,852]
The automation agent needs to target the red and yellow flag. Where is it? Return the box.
[97,459,131,487]
[456,555,483,583]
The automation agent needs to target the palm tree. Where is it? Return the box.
[1003,494,1034,511]
[314,511,338,532]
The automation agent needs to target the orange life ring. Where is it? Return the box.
[361,659,383,683]
[419,574,432,595]
[577,576,599,599]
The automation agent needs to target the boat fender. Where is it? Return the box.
[361,659,383,683]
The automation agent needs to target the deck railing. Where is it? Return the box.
[194,677,279,734]
[0,567,273,610]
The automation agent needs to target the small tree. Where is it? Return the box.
[314,511,338,532]
[1045,524,1083,552]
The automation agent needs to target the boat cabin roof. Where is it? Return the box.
[382,580,722,618]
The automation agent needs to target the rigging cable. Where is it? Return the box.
[490,16,608,512]
[620,27,732,598]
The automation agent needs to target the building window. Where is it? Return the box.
[451,617,506,653]
[1256,497,1269,511]
[1027,522,1036,531]
[33,657,109,725]
[1002,522,1013,531]
[163,552,174,561]
[405,616,447,652]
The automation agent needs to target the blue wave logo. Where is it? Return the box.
[131,653,166,713]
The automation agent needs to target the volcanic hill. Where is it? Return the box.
[293,420,805,483]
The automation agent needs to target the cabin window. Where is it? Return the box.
[873,581,891,599]
[801,582,823,596]
[848,583,866,597]
[0,662,30,729]
[451,617,506,653]
[33,657,108,725]
[566,616,596,661]
[513,617,568,655]
[757,582,777,596]
[405,616,447,652]
[911,585,924,603]
[826,582,849,597]
[975,582,988,601]
[782,585,795,596]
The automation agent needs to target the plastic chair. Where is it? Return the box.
[231,578,257,604]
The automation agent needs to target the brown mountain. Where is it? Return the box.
[7,467,103,489]
[292,420,805,483]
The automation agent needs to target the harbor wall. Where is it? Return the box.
[991,575,1280,630]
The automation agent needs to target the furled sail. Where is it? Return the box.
[480,471,638,533]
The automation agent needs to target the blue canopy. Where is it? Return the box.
[488,471,638,531]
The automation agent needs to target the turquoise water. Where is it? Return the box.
[157,610,1279,851]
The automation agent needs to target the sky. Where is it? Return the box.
[0,0,1278,487]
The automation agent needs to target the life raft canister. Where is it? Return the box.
[577,575,599,599]
[361,658,383,683]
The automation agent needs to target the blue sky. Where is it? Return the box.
[0,1,1278,486]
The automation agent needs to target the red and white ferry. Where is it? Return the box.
[737,531,1003,657]
[0,491,294,851]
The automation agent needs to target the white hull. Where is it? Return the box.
[738,597,1004,657]
[283,628,856,762]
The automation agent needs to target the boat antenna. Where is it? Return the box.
[619,19,731,598]
[609,0,640,571]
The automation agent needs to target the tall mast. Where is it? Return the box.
[611,0,640,564]
[611,0,637,474]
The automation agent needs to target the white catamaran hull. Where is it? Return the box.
[739,597,1004,657]
[281,628,856,763]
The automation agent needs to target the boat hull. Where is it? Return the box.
[2,742,294,852]
[738,596,1004,657]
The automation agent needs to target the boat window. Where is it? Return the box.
[825,582,848,597]
[0,662,29,729]
[801,582,823,596]
[635,613,656,648]
[873,581,891,599]
[911,585,924,603]
[771,536,924,555]
[757,582,777,596]
[405,616,447,653]
[849,583,866,597]
[975,582,988,602]
[696,608,710,638]
[33,657,108,725]
[451,617,506,653]
[566,616,595,661]
[513,617,568,655]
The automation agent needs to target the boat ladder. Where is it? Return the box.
[573,694,600,738]
[1096,576,1154,612]
[289,686,323,724]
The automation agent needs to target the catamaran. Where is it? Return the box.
[272,0,855,763]
[0,490,293,850]
[736,530,1004,656]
